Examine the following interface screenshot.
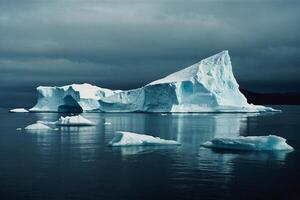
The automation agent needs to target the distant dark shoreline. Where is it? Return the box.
[241,89,300,105]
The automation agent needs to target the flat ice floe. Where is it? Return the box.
[109,131,180,146]
[24,123,53,130]
[202,135,293,151]
[10,108,29,113]
[56,115,96,126]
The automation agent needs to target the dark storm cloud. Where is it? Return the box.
[0,0,300,96]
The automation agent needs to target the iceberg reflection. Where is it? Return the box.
[31,112,287,163]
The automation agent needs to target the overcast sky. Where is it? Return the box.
[0,0,300,104]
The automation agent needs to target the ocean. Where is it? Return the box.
[0,105,299,200]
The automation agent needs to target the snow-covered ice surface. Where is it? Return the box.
[30,51,277,113]
[109,131,180,146]
[55,115,96,126]
[24,123,53,130]
[10,108,28,113]
[202,135,293,151]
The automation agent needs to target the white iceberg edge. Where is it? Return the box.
[109,131,180,146]
[201,135,293,151]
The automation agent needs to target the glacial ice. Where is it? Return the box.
[30,51,277,113]
[202,135,293,151]
[109,131,180,146]
[24,123,53,130]
[10,108,29,113]
[55,115,96,126]
[30,83,120,112]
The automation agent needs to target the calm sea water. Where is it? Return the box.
[0,105,299,200]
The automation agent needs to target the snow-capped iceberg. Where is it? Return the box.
[24,123,53,130]
[202,135,293,151]
[10,108,29,113]
[109,131,180,146]
[55,115,96,126]
[30,51,277,113]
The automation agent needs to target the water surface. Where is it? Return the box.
[0,106,299,200]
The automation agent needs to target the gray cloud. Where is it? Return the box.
[0,0,299,105]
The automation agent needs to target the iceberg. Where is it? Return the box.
[10,108,28,113]
[30,51,277,113]
[24,123,53,130]
[201,135,293,151]
[55,115,96,126]
[109,131,180,146]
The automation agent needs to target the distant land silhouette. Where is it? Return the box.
[241,89,300,105]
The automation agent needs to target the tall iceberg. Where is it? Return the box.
[30,51,276,113]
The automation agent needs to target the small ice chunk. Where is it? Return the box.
[202,135,293,151]
[24,123,52,130]
[56,115,95,126]
[16,128,22,131]
[10,108,28,113]
[104,122,112,125]
[109,131,180,146]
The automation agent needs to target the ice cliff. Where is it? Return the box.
[30,51,277,113]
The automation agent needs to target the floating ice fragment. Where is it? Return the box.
[24,123,53,130]
[202,135,293,151]
[56,115,95,126]
[10,108,28,113]
[16,128,22,131]
[109,131,180,146]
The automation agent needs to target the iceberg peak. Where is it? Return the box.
[148,50,232,86]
